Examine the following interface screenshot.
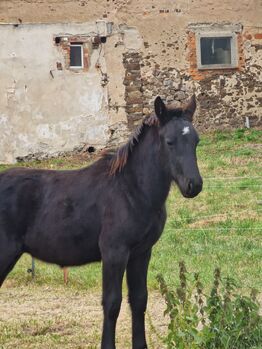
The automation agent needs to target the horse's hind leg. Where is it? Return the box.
[0,233,22,287]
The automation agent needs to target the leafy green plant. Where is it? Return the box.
[157,262,262,349]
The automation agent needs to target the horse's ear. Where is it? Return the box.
[184,94,196,122]
[154,96,167,125]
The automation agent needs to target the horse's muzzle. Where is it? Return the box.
[183,177,203,198]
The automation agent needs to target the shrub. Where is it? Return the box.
[157,262,262,349]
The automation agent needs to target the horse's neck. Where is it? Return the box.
[128,127,172,209]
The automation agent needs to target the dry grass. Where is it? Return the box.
[0,283,166,349]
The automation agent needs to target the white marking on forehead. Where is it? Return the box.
[182,126,190,135]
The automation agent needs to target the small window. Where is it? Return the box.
[70,44,83,68]
[196,32,238,70]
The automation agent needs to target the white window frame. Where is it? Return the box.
[70,44,84,69]
[196,32,238,70]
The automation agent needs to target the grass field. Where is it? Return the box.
[0,128,261,348]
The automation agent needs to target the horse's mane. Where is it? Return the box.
[109,114,159,176]
[108,105,185,176]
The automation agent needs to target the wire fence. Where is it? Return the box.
[205,184,261,186]
[202,176,262,188]
[169,227,262,231]
[170,175,262,230]
[170,209,262,224]
[203,176,262,180]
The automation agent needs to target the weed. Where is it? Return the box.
[157,262,262,349]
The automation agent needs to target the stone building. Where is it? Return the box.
[0,0,261,163]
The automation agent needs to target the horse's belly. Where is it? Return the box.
[24,227,101,266]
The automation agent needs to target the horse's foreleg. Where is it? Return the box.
[101,248,129,349]
[126,249,152,349]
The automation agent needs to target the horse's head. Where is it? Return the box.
[154,95,203,198]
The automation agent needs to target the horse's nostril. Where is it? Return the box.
[188,181,193,193]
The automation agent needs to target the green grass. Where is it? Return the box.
[2,128,262,292]
[0,129,261,348]
[148,129,262,291]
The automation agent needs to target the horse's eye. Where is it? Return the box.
[166,139,174,146]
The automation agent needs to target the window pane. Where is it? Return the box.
[70,45,82,67]
[200,37,231,65]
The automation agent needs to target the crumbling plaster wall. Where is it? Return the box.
[0,0,261,162]
[0,21,145,163]
[0,23,111,163]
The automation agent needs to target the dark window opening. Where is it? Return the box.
[200,37,232,65]
[70,44,83,68]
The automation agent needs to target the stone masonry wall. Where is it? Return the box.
[139,23,261,131]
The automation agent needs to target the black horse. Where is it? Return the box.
[0,95,202,349]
